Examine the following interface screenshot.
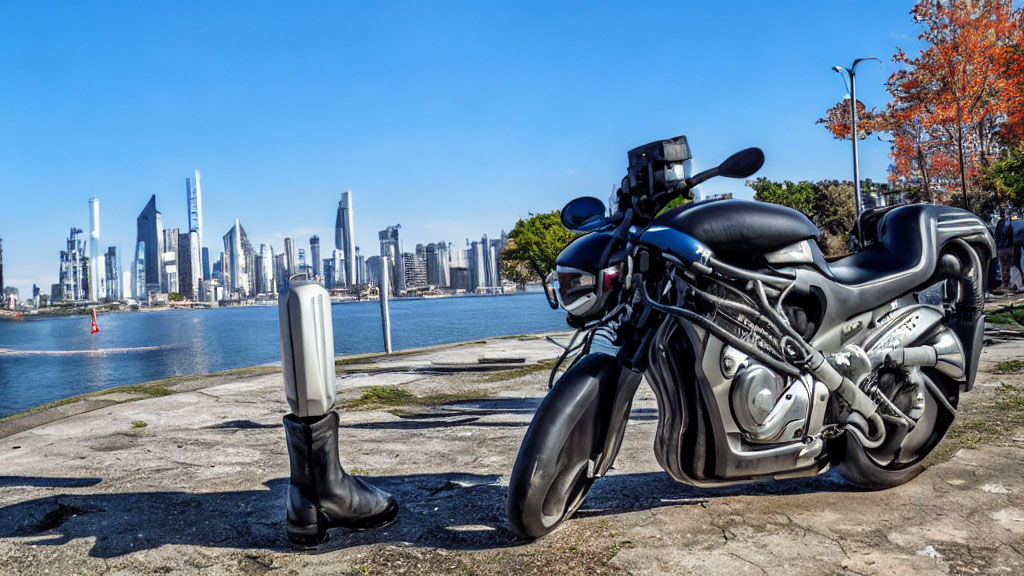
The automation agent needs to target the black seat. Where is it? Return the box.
[825,205,932,287]
[652,199,820,257]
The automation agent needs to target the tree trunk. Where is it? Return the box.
[956,105,971,212]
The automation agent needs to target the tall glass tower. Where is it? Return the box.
[136,195,163,293]
[88,197,104,301]
[186,170,209,280]
[335,191,355,287]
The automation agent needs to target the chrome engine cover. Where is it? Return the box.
[730,361,810,444]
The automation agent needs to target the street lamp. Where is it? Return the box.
[833,57,880,242]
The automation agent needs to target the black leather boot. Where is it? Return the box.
[283,410,398,545]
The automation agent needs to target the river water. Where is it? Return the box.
[0,293,566,418]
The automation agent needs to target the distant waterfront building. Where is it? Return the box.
[355,247,366,285]
[323,254,336,290]
[378,224,403,294]
[468,240,486,291]
[185,170,209,282]
[223,219,255,298]
[449,267,471,292]
[336,191,356,287]
[136,195,163,294]
[309,235,322,279]
[161,228,179,294]
[104,246,121,301]
[402,252,427,289]
[283,237,298,287]
[327,249,344,288]
[131,242,146,299]
[57,227,88,301]
[425,241,450,287]
[256,244,275,295]
[273,252,287,293]
[178,231,201,300]
[88,197,105,301]
[365,255,382,287]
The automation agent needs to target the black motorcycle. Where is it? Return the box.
[506,135,994,539]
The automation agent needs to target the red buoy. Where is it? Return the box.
[90,308,99,335]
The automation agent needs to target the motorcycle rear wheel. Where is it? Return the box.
[836,371,959,489]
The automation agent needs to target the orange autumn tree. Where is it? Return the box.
[886,0,1022,211]
[816,99,887,141]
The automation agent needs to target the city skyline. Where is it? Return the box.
[2,178,517,298]
[1,2,926,296]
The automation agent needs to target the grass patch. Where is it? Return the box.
[101,384,174,397]
[497,333,542,341]
[349,467,369,476]
[925,380,1024,466]
[131,420,147,428]
[348,385,414,408]
[993,360,1024,374]
[995,383,1024,410]
[338,386,494,412]
[986,305,1024,328]
[479,358,556,382]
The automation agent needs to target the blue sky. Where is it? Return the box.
[0,1,923,296]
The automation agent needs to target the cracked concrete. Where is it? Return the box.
[1,335,1023,575]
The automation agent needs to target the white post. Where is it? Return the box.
[379,256,392,353]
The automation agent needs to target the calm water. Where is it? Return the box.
[0,293,566,418]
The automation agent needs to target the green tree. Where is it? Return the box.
[981,144,1024,206]
[748,178,815,215]
[500,211,575,285]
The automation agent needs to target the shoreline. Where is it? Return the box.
[0,330,567,438]
[3,288,546,320]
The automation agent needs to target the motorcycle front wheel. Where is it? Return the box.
[506,361,607,539]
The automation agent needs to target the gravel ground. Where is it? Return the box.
[1,334,1022,575]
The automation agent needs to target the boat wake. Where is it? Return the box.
[0,345,174,357]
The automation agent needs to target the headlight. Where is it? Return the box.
[556,264,622,318]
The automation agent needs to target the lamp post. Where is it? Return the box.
[832,58,880,241]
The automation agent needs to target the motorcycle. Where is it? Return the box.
[506,135,994,539]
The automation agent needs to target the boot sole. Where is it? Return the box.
[337,500,399,531]
[287,520,329,548]
[287,501,398,546]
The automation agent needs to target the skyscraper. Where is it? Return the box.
[186,170,208,280]
[256,244,275,295]
[58,228,87,301]
[328,249,344,287]
[0,237,4,307]
[355,246,366,285]
[336,191,355,287]
[378,224,402,294]
[88,197,105,301]
[136,195,163,293]
[162,229,179,294]
[283,237,298,285]
[223,219,255,298]
[105,246,121,301]
[309,235,322,279]
[178,231,201,300]
[273,252,287,293]
[132,242,146,299]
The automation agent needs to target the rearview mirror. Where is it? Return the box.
[560,197,607,232]
[717,148,765,179]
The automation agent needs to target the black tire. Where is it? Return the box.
[507,361,605,539]
[837,372,959,489]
